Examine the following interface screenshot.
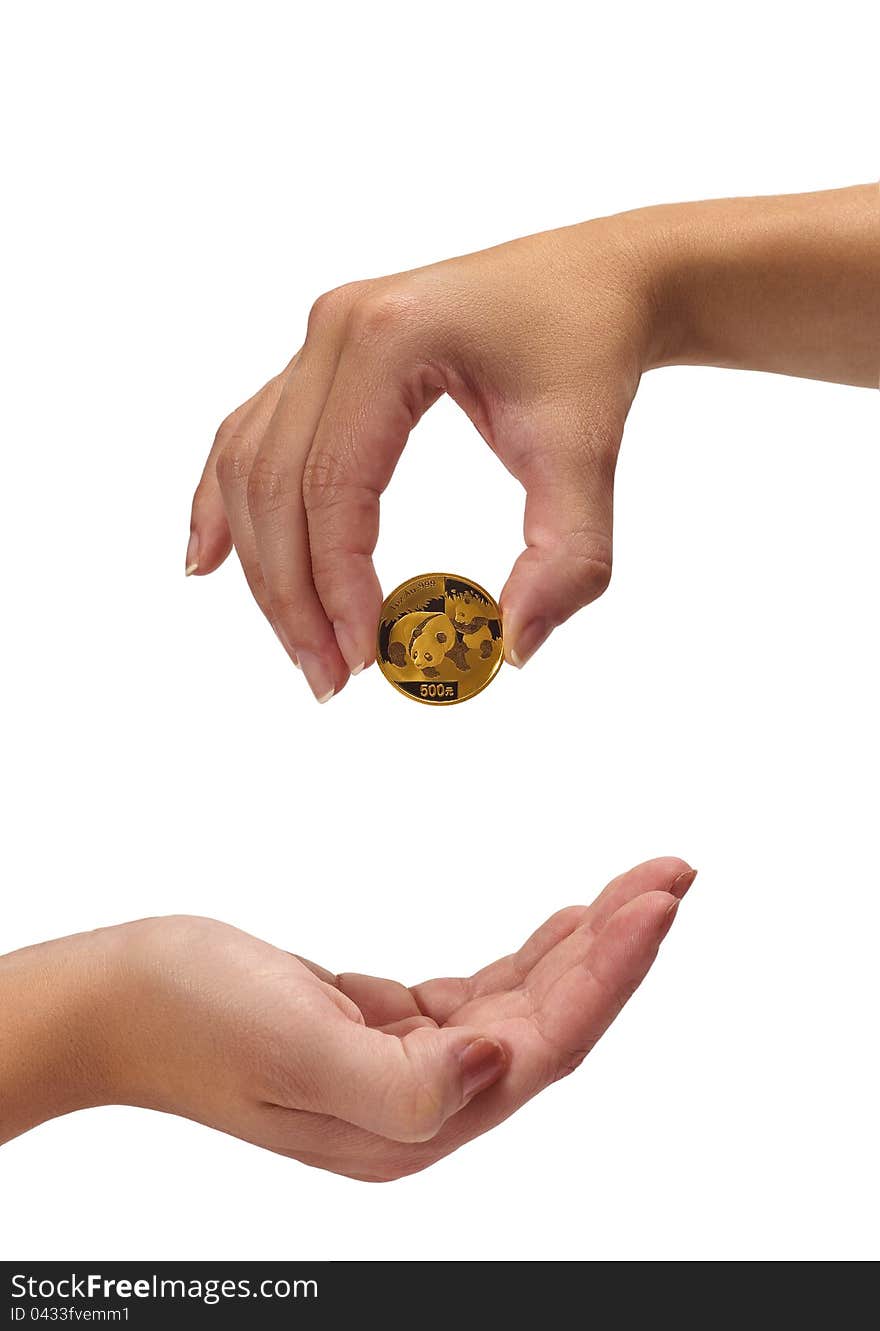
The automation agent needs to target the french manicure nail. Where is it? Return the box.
[671,867,698,898]
[297,651,335,704]
[507,619,551,669]
[459,1037,507,1103]
[185,530,199,576]
[661,898,680,937]
[333,621,367,676]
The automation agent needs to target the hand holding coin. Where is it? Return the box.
[186,187,878,702]
[186,223,632,701]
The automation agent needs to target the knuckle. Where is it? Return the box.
[347,288,417,347]
[215,436,256,489]
[267,597,331,657]
[552,1045,594,1083]
[384,1077,446,1144]
[364,1155,432,1183]
[584,416,622,461]
[191,477,214,513]
[266,588,307,629]
[547,905,586,932]
[307,282,361,338]
[246,451,296,517]
[565,538,613,602]
[580,552,612,598]
[212,410,239,449]
[301,446,350,511]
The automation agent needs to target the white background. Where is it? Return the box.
[2,0,877,1262]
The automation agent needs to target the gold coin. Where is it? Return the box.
[376,573,504,705]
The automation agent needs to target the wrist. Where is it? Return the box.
[0,924,132,1143]
[606,195,796,371]
[632,196,755,371]
[627,186,880,383]
[573,205,698,375]
[602,200,714,372]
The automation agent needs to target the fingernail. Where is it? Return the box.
[506,619,551,669]
[671,867,698,899]
[334,621,367,677]
[298,651,335,704]
[459,1037,507,1102]
[185,530,199,576]
[661,898,680,938]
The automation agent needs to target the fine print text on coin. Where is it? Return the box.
[376,573,504,705]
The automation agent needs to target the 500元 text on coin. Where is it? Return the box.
[376,573,504,705]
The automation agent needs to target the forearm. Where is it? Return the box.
[0,929,122,1145]
[639,184,879,386]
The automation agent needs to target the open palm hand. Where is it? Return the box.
[109,857,694,1180]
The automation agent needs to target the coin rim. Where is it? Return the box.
[376,571,504,706]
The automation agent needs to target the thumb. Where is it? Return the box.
[302,1019,508,1143]
[498,417,618,667]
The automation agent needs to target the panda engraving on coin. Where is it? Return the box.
[376,573,504,704]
